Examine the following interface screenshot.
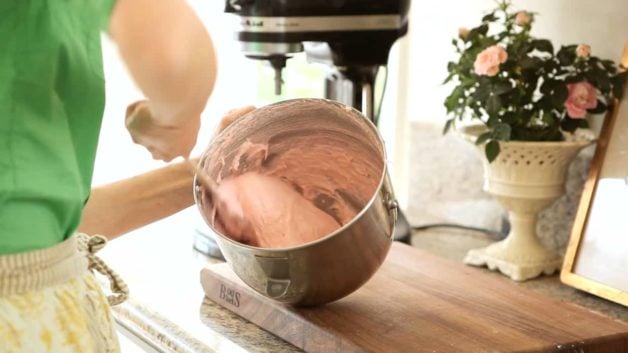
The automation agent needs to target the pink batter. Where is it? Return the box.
[201,104,384,249]
[216,172,341,248]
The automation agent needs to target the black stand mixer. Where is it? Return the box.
[225,0,410,118]
[194,0,412,257]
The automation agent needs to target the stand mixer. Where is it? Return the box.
[194,0,412,257]
[225,0,410,119]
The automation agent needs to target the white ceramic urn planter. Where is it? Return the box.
[461,126,593,281]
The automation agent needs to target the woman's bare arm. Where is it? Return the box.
[79,159,196,239]
[108,0,217,124]
[79,107,255,238]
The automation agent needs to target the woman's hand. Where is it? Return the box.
[126,102,255,161]
[83,104,256,238]
[125,100,200,161]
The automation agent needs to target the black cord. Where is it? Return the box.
[412,223,506,240]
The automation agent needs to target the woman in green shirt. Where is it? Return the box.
[0,0,221,351]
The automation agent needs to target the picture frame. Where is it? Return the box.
[560,58,628,307]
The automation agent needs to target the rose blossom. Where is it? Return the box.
[458,27,470,39]
[515,11,531,26]
[576,44,591,58]
[564,81,598,118]
[474,45,508,77]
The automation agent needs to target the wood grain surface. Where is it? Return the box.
[201,242,628,353]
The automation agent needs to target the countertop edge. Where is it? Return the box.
[112,298,217,353]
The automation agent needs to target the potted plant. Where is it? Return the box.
[443,1,627,281]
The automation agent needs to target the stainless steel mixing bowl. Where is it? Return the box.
[194,99,397,306]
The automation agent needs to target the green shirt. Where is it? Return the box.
[0,0,115,254]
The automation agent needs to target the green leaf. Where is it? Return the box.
[477,24,489,36]
[561,117,580,133]
[447,61,456,72]
[532,39,553,54]
[482,12,498,22]
[520,56,543,70]
[467,24,489,41]
[443,72,455,84]
[540,110,558,126]
[585,68,611,93]
[485,140,500,163]
[612,71,628,99]
[492,123,512,141]
[492,81,513,95]
[501,111,518,124]
[486,94,502,116]
[523,87,538,102]
[443,119,455,134]
[537,96,553,111]
[474,83,491,101]
[551,84,569,109]
[540,79,557,95]
[557,45,577,66]
[587,100,608,114]
[511,124,561,141]
[475,131,492,145]
[602,59,616,69]
[486,115,499,127]
[565,74,585,84]
[444,85,465,113]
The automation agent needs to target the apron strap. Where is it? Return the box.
[78,234,129,306]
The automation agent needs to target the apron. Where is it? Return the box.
[0,234,128,353]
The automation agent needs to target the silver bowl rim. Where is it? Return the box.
[193,98,390,251]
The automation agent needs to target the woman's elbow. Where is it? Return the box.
[158,40,218,115]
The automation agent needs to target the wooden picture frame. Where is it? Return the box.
[560,75,628,307]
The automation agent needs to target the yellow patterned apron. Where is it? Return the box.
[0,234,128,353]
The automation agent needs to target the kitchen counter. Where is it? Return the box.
[99,206,627,353]
[100,207,299,353]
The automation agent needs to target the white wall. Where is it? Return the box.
[405,0,628,123]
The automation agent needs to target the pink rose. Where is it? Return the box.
[515,11,531,26]
[576,44,591,58]
[564,81,598,118]
[474,45,508,77]
[458,27,470,39]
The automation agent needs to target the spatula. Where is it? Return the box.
[186,159,254,240]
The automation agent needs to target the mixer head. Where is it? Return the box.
[225,0,411,95]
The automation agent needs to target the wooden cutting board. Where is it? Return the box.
[201,242,628,353]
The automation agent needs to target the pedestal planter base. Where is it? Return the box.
[465,240,562,281]
[460,126,593,281]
